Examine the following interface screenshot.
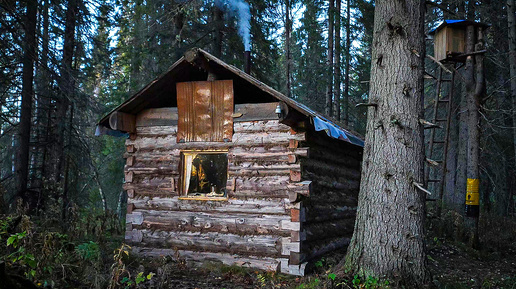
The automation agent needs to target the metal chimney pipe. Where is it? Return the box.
[244,50,251,74]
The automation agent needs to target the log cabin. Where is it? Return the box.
[96,48,364,276]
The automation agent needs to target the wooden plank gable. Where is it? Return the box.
[177,80,234,142]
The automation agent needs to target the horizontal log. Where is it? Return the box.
[127,210,292,236]
[131,246,281,272]
[281,237,300,255]
[126,131,305,151]
[302,158,361,180]
[305,171,360,193]
[136,107,178,127]
[123,184,176,196]
[307,190,358,206]
[110,111,136,133]
[303,237,351,262]
[135,103,281,128]
[233,120,290,133]
[129,196,293,215]
[132,229,281,257]
[136,126,177,137]
[304,204,356,223]
[307,145,361,168]
[304,219,355,242]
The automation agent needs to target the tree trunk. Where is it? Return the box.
[33,0,51,208]
[326,0,334,117]
[464,25,480,247]
[16,0,38,209]
[334,0,341,121]
[47,0,76,189]
[213,1,223,58]
[285,0,292,98]
[341,0,429,285]
[508,0,516,188]
[343,0,351,126]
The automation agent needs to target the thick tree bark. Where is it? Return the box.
[508,0,516,184]
[343,0,351,126]
[285,0,292,98]
[326,0,334,117]
[334,0,341,121]
[342,0,429,285]
[16,0,38,208]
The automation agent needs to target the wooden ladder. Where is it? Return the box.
[424,66,455,202]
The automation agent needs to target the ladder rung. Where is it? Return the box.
[435,119,447,122]
[437,99,450,102]
[427,179,441,182]
[441,79,452,82]
[432,140,445,144]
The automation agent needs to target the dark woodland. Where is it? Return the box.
[0,0,515,288]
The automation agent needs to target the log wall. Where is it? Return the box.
[295,127,363,264]
[123,107,307,275]
[122,106,362,276]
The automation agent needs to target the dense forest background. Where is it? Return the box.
[1,0,516,287]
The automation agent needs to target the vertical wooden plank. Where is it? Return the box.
[211,80,224,141]
[193,81,212,141]
[176,82,193,142]
[222,80,234,141]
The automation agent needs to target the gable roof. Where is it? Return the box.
[98,48,364,147]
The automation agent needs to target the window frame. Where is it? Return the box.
[178,150,229,201]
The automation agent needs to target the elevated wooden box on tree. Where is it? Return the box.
[430,20,489,63]
[96,48,364,276]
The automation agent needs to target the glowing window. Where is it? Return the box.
[180,151,228,199]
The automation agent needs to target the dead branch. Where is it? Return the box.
[413,182,432,195]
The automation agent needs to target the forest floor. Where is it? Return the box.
[2,212,516,288]
[123,239,516,289]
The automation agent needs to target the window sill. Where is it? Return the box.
[178,196,228,201]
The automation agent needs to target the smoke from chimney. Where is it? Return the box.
[215,0,251,50]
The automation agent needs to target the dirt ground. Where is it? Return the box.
[128,240,516,289]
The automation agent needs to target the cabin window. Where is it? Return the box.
[176,80,234,142]
[180,151,228,200]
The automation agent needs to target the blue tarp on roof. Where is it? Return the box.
[429,19,489,34]
[313,116,365,147]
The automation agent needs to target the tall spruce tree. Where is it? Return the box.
[342,0,429,285]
